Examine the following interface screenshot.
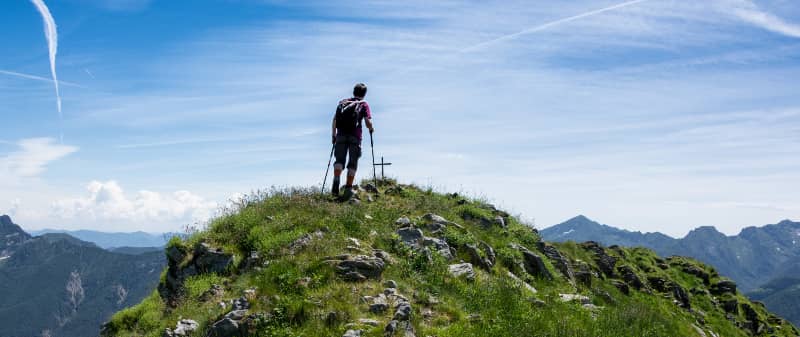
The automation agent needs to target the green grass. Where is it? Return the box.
[104,181,798,337]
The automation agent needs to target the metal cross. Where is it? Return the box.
[374,156,392,180]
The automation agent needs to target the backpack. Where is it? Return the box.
[335,99,365,135]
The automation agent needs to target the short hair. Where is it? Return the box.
[353,83,367,98]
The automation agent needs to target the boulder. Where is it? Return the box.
[422,237,452,260]
[448,263,476,281]
[331,255,386,281]
[396,228,423,247]
[395,217,412,227]
[207,318,240,337]
[519,249,553,280]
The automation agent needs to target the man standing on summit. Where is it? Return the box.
[331,83,374,197]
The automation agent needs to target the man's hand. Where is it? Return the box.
[368,127,375,134]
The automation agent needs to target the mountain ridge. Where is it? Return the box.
[0,215,166,337]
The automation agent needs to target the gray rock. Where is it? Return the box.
[343,329,363,337]
[580,241,617,278]
[396,228,423,247]
[384,280,398,289]
[333,255,386,281]
[207,318,239,337]
[194,243,235,274]
[422,237,452,260]
[225,310,248,321]
[395,217,412,227]
[423,213,447,224]
[519,249,553,280]
[232,296,250,310]
[466,242,495,271]
[493,216,506,228]
[536,242,574,281]
[170,319,198,337]
[448,263,476,281]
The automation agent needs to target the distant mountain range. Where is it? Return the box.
[540,215,800,326]
[30,228,171,249]
[0,215,165,337]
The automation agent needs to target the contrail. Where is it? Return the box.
[30,0,62,117]
[461,0,651,53]
[0,69,84,88]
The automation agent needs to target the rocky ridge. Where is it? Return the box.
[104,183,800,337]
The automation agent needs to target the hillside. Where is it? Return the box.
[749,278,800,330]
[541,216,800,292]
[0,215,166,337]
[104,182,799,337]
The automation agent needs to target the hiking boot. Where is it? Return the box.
[331,179,340,197]
[341,186,355,201]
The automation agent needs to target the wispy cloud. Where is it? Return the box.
[730,1,800,38]
[29,0,62,117]
[0,138,77,179]
[461,0,653,52]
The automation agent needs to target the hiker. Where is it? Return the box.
[331,83,374,197]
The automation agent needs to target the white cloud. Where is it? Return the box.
[51,180,218,232]
[0,138,77,180]
[726,0,800,38]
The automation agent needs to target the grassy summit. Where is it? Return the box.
[104,181,799,337]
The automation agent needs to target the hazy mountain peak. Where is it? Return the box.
[684,226,726,239]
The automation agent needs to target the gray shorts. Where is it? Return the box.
[334,135,362,170]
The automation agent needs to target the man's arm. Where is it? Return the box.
[365,117,374,133]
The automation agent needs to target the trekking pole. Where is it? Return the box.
[369,131,378,187]
[321,144,335,195]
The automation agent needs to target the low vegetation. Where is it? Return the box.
[104,181,799,337]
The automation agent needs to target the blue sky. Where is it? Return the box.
[1,0,799,236]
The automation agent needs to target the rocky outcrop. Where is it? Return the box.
[466,242,496,271]
[580,241,616,278]
[396,225,453,260]
[511,244,553,280]
[617,265,644,290]
[159,242,235,307]
[329,254,386,282]
[536,242,574,281]
[710,280,737,296]
[448,263,476,281]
